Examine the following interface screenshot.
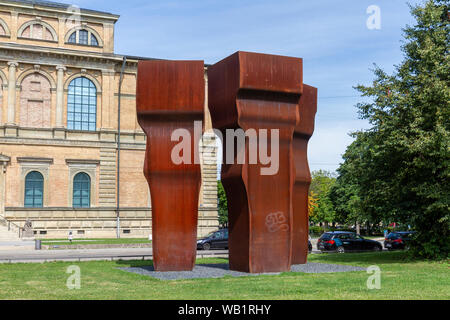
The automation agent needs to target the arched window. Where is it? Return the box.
[19,21,56,41]
[0,18,10,37]
[24,171,44,208]
[67,77,97,131]
[68,31,76,43]
[90,34,98,46]
[73,172,91,208]
[67,29,100,46]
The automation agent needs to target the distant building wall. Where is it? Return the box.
[0,0,218,238]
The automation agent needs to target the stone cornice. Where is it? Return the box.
[0,1,120,23]
[4,206,220,212]
[65,159,100,165]
[0,137,146,150]
[17,157,54,164]
[0,124,146,149]
[5,207,151,211]
[0,43,139,71]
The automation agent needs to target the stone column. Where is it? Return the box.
[57,17,65,47]
[203,71,213,131]
[10,12,18,41]
[6,62,18,125]
[55,65,66,128]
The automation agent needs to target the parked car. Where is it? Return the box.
[317,231,382,253]
[197,228,228,250]
[384,231,415,250]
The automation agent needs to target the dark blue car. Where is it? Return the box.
[197,228,228,250]
[317,231,382,253]
[384,231,415,250]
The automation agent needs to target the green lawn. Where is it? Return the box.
[0,251,448,299]
[41,238,151,246]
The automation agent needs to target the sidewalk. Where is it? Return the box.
[0,241,35,251]
[0,247,228,263]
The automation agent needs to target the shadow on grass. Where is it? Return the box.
[115,259,154,268]
[308,250,415,265]
[114,257,229,268]
[114,252,416,269]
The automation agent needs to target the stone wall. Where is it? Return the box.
[4,207,219,239]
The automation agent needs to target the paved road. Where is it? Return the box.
[0,238,385,263]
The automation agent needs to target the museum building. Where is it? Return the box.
[0,0,219,239]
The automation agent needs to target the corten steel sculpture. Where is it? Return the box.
[208,51,303,273]
[291,84,317,264]
[136,60,204,271]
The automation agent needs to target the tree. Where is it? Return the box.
[217,181,228,227]
[335,0,449,259]
[309,170,337,226]
[329,132,382,231]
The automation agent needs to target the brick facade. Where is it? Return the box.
[19,73,52,128]
[0,0,219,239]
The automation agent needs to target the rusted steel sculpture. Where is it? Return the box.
[136,60,204,271]
[291,84,317,264]
[208,51,303,273]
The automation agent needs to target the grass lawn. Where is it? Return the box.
[362,236,384,240]
[40,238,151,246]
[0,251,448,299]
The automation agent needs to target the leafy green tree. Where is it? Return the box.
[217,181,228,227]
[309,170,337,225]
[335,0,449,259]
[329,132,382,230]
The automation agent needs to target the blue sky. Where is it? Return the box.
[72,0,422,172]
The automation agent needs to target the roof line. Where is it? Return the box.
[2,0,119,20]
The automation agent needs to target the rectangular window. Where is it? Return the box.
[79,30,88,45]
